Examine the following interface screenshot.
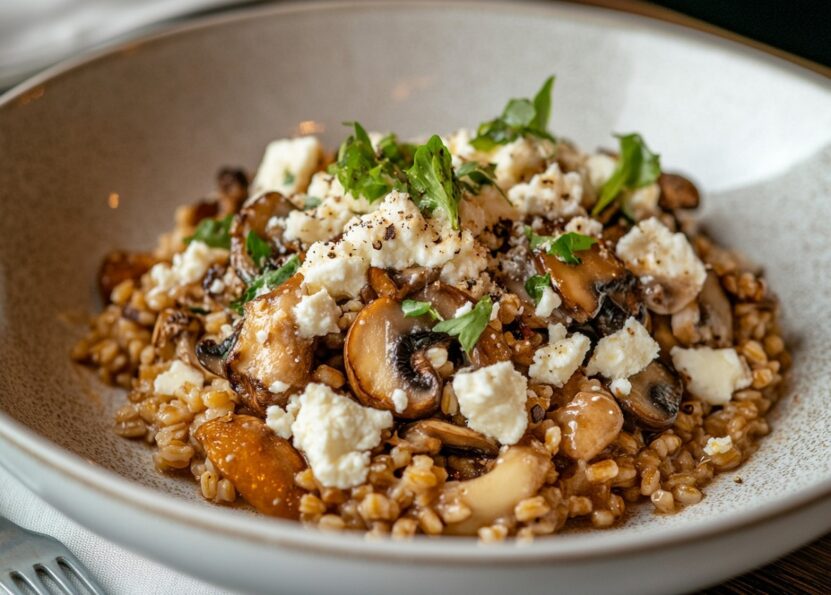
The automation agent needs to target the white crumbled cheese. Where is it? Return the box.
[493,136,553,189]
[671,346,752,405]
[489,301,501,322]
[299,191,486,298]
[425,346,449,369]
[208,278,225,294]
[292,289,340,338]
[703,435,733,456]
[528,323,591,388]
[255,329,268,344]
[304,172,377,215]
[153,360,204,396]
[507,162,584,218]
[251,136,322,197]
[585,153,617,191]
[622,183,661,221]
[616,217,707,307]
[452,361,528,444]
[265,396,300,440]
[268,380,290,394]
[283,197,357,245]
[610,378,632,397]
[534,285,562,318]
[391,389,409,414]
[586,317,659,380]
[148,241,227,297]
[290,383,393,488]
[454,302,473,318]
[565,215,603,238]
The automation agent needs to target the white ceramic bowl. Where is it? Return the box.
[1,2,830,593]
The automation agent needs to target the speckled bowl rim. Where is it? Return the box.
[1,0,830,565]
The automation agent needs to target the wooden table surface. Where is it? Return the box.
[703,533,831,593]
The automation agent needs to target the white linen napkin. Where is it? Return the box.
[0,0,252,88]
[0,464,236,594]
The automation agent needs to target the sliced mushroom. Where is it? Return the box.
[98,250,157,302]
[400,419,499,457]
[391,266,440,298]
[536,244,642,331]
[441,441,552,536]
[230,192,297,283]
[659,173,700,210]
[556,385,623,461]
[671,272,733,347]
[216,167,249,213]
[344,297,444,419]
[196,330,239,377]
[367,267,399,299]
[226,274,313,415]
[194,414,306,519]
[151,308,202,369]
[619,360,684,430]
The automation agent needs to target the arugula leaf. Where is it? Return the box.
[592,133,661,216]
[184,214,233,249]
[455,161,507,200]
[231,255,300,314]
[245,231,271,270]
[303,196,322,210]
[329,122,410,202]
[406,135,462,230]
[401,299,443,321]
[378,133,416,169]
[471,76,556,151]
[524,274,551,305]
[433,296,493,355]
[525,228,598,265]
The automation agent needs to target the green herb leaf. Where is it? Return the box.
[329,122,411,202]
[188,306,210,315]
[231,255,300,314]
[471,76,556,151]
[245,231,272,270]
[184,214,233,249]
[303,196,322,210]
[592,133,661,216]
[525,228,598,265]
[283,169,296,186]
[433,296,493,355]
[524,274,551,305]
[455,161,507,201]
[406,135,462,230]
[401,299,443,321]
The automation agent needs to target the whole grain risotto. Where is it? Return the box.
[73,78,788,541]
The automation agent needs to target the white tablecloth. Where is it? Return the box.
[0,464,236,594]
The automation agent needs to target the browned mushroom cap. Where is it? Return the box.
[225,274,313,415]
[194,414,306,519]
[618,361,684,431]
[98,250,157,302]
[441,440,552,536]
[671,272,733,347]
[230,192,297,283]
[345,297,444,419]
[195,330,239,378]
[400,419,499,457]
[151,308,202,366]
[536,244,643,333]
[659,173,700,210]
[414,281,512,367]
[556,385,623,461]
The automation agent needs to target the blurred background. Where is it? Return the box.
[1,0,829,90]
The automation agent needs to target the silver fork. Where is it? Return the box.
[0,516,105,595]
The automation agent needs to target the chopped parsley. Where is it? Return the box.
[184,214,233,249]
[231,255,300,314]
[592,133,661,216]
[328,122,409,202]
[471,76,556,151]
[303,196,322,210]
[406,135,462,230]
[401,299,443,321]
[433,295,493,355]
[525,227,598,265]
[283,169,296,186]
[524,274,552,305]
[245,231,271,270]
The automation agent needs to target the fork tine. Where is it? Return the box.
[37,561,76,595]
[0,574,21,595]
[56,555,106,595]
[9,569,46,595]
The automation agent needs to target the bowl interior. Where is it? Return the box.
[1,0,830,542]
